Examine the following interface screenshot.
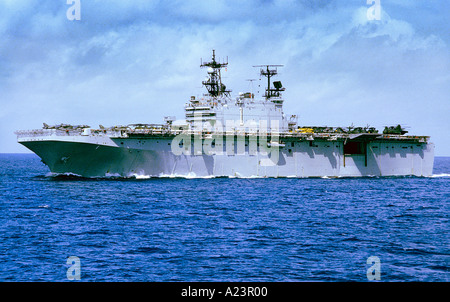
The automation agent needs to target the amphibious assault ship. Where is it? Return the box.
[16,50,434,178]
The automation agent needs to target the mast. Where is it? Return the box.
[253,65,285,100]
[200,50,231,98]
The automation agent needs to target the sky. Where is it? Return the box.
[1,0,449,155]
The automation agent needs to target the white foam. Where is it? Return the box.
[428,173,450,178]
[133,174,151,179]
[102,173,121,178]
[157,172,216,179]
[45,172,83,177]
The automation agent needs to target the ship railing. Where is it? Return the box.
[14,129,84,138]
[111,127,428,143]
[127,128,175,136]
[15,129,52,138]
[15,128,123,138]
[379,134,429,142]
[166,129,288,138]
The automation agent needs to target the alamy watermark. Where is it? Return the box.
[169,115,281,166]
[367,0,381,20]
[66,256,81,280]
[66,1,380,22]
[366,256,381,280]
[66,0,81,21]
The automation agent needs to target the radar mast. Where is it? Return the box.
[201,50,231,98]
[253,65,285,100]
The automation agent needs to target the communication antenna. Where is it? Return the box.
[253,65,284,100]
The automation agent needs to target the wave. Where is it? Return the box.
[156,172,216,179]
[128,173,151,180]
[45,171,219,180]
[43,171,450,180]
[427,173,450,178]
[45,172,84,179]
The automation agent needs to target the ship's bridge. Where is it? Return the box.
[185,94,289,133]
[185,51,292,133]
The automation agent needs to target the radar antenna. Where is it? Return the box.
[200,50,231,97]
[253,65,285,100]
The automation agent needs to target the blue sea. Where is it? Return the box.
[0,154,448,282]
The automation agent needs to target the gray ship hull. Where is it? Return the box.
[19,135,435,178]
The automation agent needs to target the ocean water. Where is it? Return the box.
[0,154,448,282]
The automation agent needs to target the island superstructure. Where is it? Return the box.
[16,50,435,178]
